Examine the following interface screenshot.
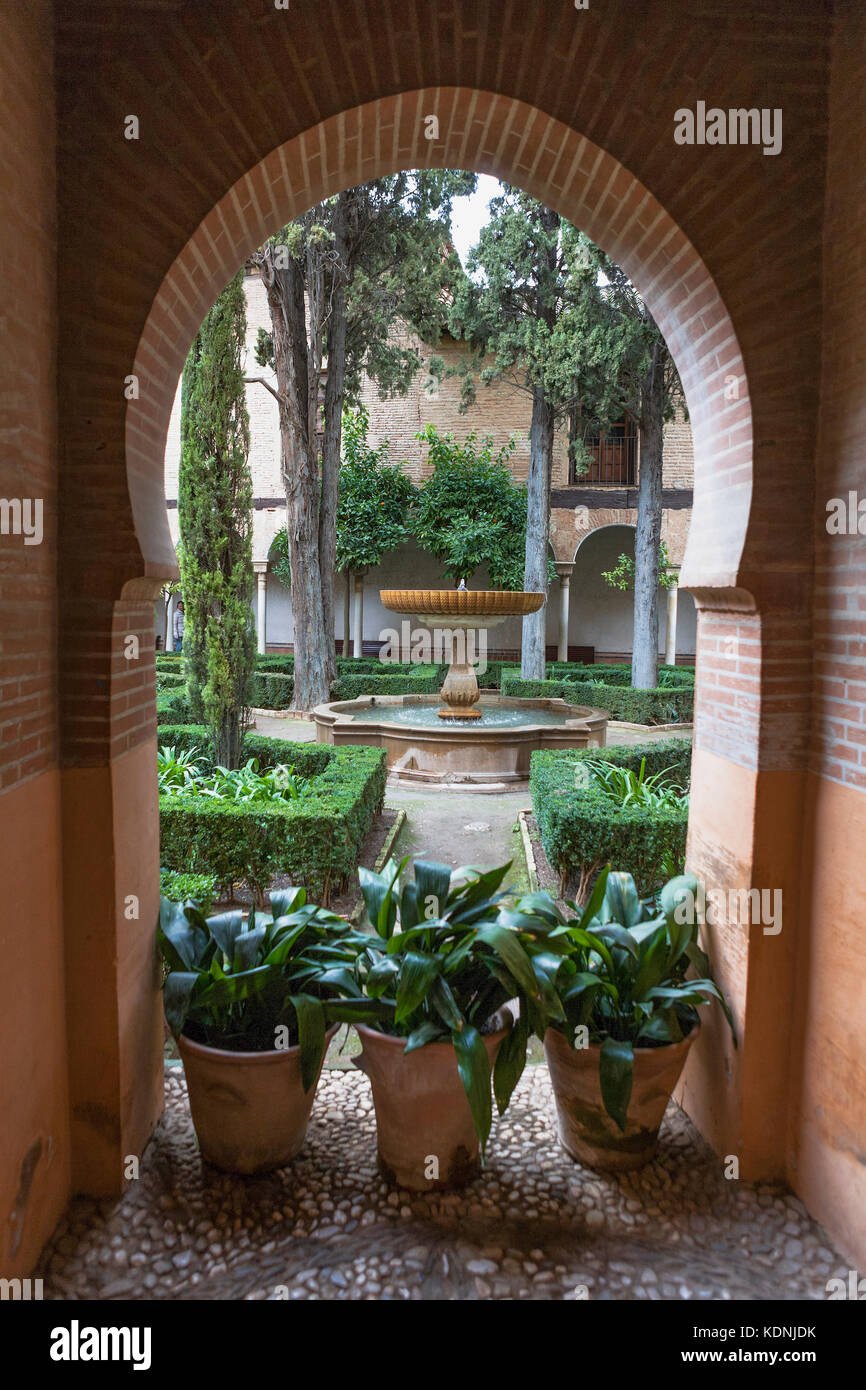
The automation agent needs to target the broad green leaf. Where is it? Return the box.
[403,1020,444,1052]
[430,975,463,1030]
[452,1023,492,1150]
[159,897,207,971]
[413,860,452,921]
[492,1011,527,1116]
[599,1037,634,1132]
[603,871,642,927]
[232,924,267,973]
[289,993,326,1092]
[474,925,539,999]
[395,951,441,1023]
[163,971,198,1038]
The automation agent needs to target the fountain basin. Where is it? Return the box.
[312,695,608,787]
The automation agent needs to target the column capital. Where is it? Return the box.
[554,561,574,582]
[253,561,269,576]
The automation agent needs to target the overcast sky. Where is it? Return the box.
[449,174,503,267]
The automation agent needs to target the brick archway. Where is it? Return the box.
[126,90,751,603]
[121,89,768,1184]
[9,0,841,1277]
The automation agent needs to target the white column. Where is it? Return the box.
[665,582,679,666]
[165,593,176,651]
[353,573,365,659]
[254,563,268,655]
[555,563,573,663]
[343,571,352,657]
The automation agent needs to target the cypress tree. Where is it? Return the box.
[178,270,255,767]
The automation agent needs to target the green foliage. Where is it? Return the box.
[530,743,692,897]
[156,689,194,726]
[330,666,441,701]
[501,675,694,725]
[155,670,185,694]
[158,890,384,1081]
[251,671,295,709]
[512,868,734,1129]
[580,756,689,812]
[160,868,218,917]
[178,269,256,767]
[334,406,416,573]
[602,539,679,593]
[411,425,536,588]
[158,744,305,804]
[356,856,562,1150]
[159,734,387,904]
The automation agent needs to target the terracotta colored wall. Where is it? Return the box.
[0,0,70,1275]
[790,3,866,1267]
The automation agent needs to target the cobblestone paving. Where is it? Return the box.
[38,1066,847,1302]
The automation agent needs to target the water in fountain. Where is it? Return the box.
[349,704,576,728]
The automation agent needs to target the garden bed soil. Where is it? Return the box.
[523,811,572,911]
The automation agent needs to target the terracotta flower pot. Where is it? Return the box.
[354,1013,512,1190]
[178,1023,339,1174]
[544,1022,700,1171]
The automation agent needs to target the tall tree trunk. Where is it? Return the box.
[521,387,555,678]
[632,338,665,689]
[320,191,351,686]
[260,249,330,711]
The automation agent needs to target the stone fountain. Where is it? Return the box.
[378,588,545,719]
[313,589,608,788]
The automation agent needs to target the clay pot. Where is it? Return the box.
[354,1013,512,1189]
[178,1023,338,1174]
[544,1022,700,1171]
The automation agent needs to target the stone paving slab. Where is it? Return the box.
[38,1066,847,1302]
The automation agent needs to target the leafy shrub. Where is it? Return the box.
[159,889,385,1079]
[530,742,692,898]
[160,868,218,916]
[502,675,693,725]
[580,755,689,812]
[515,867,733,1129]
[156,670,185,693]
[159,733,386,904]
[158,744,306,804]
[357,856,559,1149]
[156,689,194,726]
[330,666,441,701]
[250,671,294,708]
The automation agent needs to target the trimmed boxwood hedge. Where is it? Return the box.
[157,726,386,902]
[501,675,693,725]
[330,664,441,701]
[251,670,295,708]
[156,689,193,725]
[530,740,692,898]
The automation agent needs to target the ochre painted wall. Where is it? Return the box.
[0,1,69,1276]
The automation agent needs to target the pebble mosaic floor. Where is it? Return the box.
[38,1065,849,1302]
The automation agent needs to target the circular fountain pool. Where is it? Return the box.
[313,695,609,788]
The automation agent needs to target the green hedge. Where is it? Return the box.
[160,867,218,916]
[530,741,692,898]
[251,671,295,708]
[501,675,693,725]
[155,670,185,693]
[330,665,441,701]
[156,689,193,725]
[158,730,386,902]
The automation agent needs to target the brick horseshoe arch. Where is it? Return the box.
[125,89,752,606]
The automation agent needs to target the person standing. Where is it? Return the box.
[172,600,185,653]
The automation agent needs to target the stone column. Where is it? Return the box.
[665,579,679,666]
[353,573,365,659]
[254,562,268,655]
[554,563,574,663]
[165,591,176,651]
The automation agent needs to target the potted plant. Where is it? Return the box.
[516,868,735,1170]
[158,888,382,1173]
[353,856,563,1190]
